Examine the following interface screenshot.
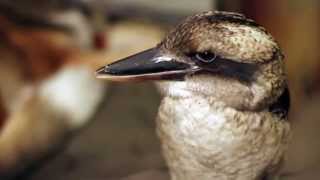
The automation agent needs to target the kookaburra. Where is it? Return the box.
[96,11,291,180]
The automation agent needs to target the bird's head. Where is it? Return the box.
[96,11,287,111]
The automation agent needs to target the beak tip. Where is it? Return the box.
[95,66,108,77]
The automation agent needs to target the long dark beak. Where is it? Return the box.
[96,47,197,82]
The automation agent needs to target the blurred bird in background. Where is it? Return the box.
[0,0,108,178]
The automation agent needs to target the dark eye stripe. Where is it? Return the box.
[208,57,259,83]
[187,52,259,83]
[216,59,259,82]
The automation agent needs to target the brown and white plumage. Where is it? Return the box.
[97,11,290,180]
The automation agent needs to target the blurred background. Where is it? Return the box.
[0,0,319,180]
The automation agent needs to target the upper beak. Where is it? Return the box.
[96,47,197,82]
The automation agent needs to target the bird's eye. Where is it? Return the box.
[195,51,217,63]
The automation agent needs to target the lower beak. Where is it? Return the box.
[96,47,196,82]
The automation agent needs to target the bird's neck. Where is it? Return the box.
[156,95,288,180]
